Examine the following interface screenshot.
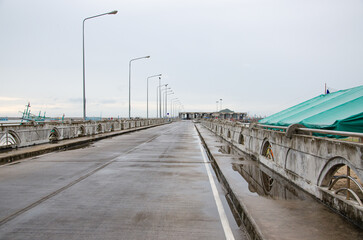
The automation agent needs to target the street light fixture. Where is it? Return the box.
[82,10,118,120]
[129,56,150,118]
[147,74,162,119]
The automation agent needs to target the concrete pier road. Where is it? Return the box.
[0,121,246,240]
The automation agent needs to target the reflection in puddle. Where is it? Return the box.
[218,144,235,155]
[232,162,309,201]
[218,140,310,201]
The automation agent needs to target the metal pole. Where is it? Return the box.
[156,78,161,118]
[82,20,86,120]
[147,74,161,119]
[128,60,131,119]
[159,82,161,118]
[158,84,167,118]
[128,56,150,119]
[170,98,178,118]
[161,85,169,117]
[156,85,159,118]
[165,91,173,118]
[164,88,170,117]
[163,87,166,117]
[147,76,149,118]
[82,10,118,121]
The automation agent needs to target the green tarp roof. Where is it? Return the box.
[259,85,363,133]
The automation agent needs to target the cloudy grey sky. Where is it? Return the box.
[0,0,362,118]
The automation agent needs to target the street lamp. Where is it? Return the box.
[129,56,150,118]
[157,83,167,118]
[165,90,174,118]
[147,74,162,118]
[170,98,178,118]
[174,101,181,118]
[82,10,118,120]
[161,87,171,117]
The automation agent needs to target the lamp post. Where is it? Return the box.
[170,98,178,117]
[157,83,167,118]
[161,87,171,117]
[147,74,162,118]
[165,90,174,118]
[161,85,170,118]
[174,101,181,118]
[83,10,118,120]
[129,56,150,118]
[159,82,168,118]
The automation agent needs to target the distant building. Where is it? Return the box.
[179,109,247,121]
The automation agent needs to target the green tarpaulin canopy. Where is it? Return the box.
[259,85,363,133]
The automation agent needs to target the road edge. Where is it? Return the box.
[195,123,264,240]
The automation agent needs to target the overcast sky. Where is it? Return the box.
[0,0,362,118]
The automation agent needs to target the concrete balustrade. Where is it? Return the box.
[200,119,363,226]
[0,119,167,149]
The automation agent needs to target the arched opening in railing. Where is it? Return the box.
[78,125,86,137]
[261,171,274,194]
[0,130,20,147]
[96,124,103,133]
[261,140,274,161]
[227,130,231,138]
[49,128,60,143]
[238,133,244,145]
[321,163,363,206]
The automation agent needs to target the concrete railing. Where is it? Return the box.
[0,119,168,149]
[200,119,363,226]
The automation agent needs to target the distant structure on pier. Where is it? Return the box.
[179,109,247,121]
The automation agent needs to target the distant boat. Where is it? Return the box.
[0,117,8,121]
[20,102,48,123]
[19,102,65,123]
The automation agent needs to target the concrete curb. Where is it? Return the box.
[195,124,264,240]
[0,122,169,164]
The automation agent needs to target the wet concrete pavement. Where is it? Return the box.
[0,121,246,240]
[0,122,166,164]
[196,123,363,240]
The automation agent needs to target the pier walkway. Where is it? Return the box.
[0,121,245,240]
[0,121,361,239]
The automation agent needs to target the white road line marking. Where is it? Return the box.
[197,132,235,240]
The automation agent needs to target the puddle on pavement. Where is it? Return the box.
[0,147,16,154]
[60,142,93,152]
[217,139,311,201]
[231,161,311,201]
[210,135,363,238]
